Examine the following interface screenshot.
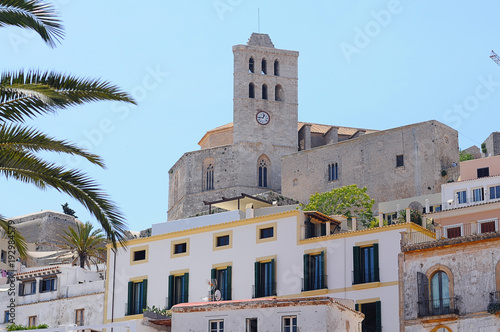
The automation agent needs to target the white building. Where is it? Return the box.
[104,195,434,332]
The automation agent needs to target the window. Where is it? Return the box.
[281,316,297,332]
[127,279,147,315]
[246,318,257,332]
[477,167,490,178]
[262,84,268,100]
[204,161,215,191]
[472,187,484,202]
[210,320,224,332]
[19,280,36,296]
[75,309,84,326]
[260,227,274,239]
[353,244,379,284]
[256,223,276,243]
[1,250,5,263]
[254,259,275,298]
[431,271,450,315]
[275,84,284,101]
[303,251,326,291]
[304,218,329,239]
[40,277,57,293]
[445,226,461,238]
[216,235,230,247]
[261,59,267,74]
[168,273,189,308]
[4,311,10,324]
[28,316,37,327]
[456,190,466,204]
[396,154,404,167]
[249,83,255,98]
[249,57,254,73]
[274,60,279,76]
[174,243,187,254]
[479,220,497,233]
[328,163,338,181]
[355,302,381,332]
[490,185,500,199]
[211,267,232,301]
[258,157,268,187]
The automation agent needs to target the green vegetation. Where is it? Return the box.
[7,324,48,331]
[303,184,375,227]
[459,150,474,162]
[58,222,106,269]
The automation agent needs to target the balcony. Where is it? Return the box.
[352,268,380,285]
[488,291,500,314]
[252,282,276,298]
[301,274,328,292]
[417,297,459,317]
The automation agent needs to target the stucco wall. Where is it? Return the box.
[459,154,500,181]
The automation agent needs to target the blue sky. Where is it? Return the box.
[2,0,500,231]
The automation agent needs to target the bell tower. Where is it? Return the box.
[232,33,299,148]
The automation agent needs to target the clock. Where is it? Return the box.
[256,111,270,125]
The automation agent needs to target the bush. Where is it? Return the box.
[7,324,48,331]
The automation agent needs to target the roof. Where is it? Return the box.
[204,193,272,211]
[247,33,275,48]
[304,211,342,224]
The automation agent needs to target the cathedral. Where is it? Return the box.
[168,34,459,221]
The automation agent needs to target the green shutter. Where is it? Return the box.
[127,281,134,315]
[353,246,360,284]
[168,275,174,309]
[271,259,276,296]
[303,254,310,291]
[183,273,189,303]
[320,251,325,289]
[211,268,216,300]
[142,279,148,311]
[254,261,260,298]
[355,303,359,311]
[226,266,232,300]
[321,222,326,236]
[373,243,380,282]
[375,301,382,330]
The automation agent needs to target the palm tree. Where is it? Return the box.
[58,221,106,269]
[1,0,136,254]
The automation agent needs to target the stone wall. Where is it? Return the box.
[482,131,500,157]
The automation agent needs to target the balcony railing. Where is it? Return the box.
[352,268,379,285]
[252,282,276,298]
[488,291,500,314]
[417,297,459,317]
[301,274,328,292]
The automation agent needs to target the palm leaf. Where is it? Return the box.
[0,0,63,47]
[0,70,136,123]
[0,214,27,258]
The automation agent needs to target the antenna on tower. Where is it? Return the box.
[490,50,500,66]
[258,8,260,33]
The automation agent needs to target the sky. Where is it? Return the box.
[2,0,500,232]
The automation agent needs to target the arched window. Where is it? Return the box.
[274,60,279,76]
[203,159,215,191]
[258,156,270,188]
[261,59,267,74]
[249,83,255,98]
[262,84,268,100]
[275,84,284,102]
[431,271,450,315]
[249,57,255,73]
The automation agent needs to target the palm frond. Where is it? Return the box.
[0,0,63,47]
[57,221,106,268]
[0,70,137,123]
[0,150,127,247]
[0,124,105,167]
[0,214,27,258]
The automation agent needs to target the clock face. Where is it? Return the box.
[256,111,270,125]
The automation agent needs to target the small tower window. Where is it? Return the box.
[203,159,215,191]
[258,156,270,188]
[261,59,267,75]
[249,83,255,98]
[249,57,255,73]
[274,60,279,76]
[262,84,268,100]
[275,84,284,102]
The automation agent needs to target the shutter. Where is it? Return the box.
[39,280,43,293]
[320,251,325,289]
[183,273,189,303]
[321,222,326,236]
[373,243,380,282]
[142,279,148,310]
[254,261,260,298]
[53,278,57,291]
[168,275,174,309]
[211,268,216,299]
[303,254,310,291]
[417,272,429,316]
[226,266,232,300]
[127,281,134,315]
[18,283,23,296]
[353,246,360,284]
[355,303,359,311]
[375,301,382,331]
[271,259,276,296]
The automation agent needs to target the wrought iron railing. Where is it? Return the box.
[488,291,500,314]
[252,282,276,298]
[417,297,459,317]
[352,268,379,285]
[301,274,328,292]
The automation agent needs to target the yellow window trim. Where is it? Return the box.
[256,254,277,263]
[170,268,189,276]
[129,275,148,282]
[130,245,149,265]
[355,239,379,247]
[256,222,277,243]
[171,238,190,258]
[304,247,326,255]
[213,230,233,251]
[212,261,233,269]
[356,297,380,305]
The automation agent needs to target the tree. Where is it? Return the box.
[0,0,136,251]
[459,150,474,162]
[58,221,106,269]
[303,184,375,227]
[61,203,77,218]
[396,208,423,226]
